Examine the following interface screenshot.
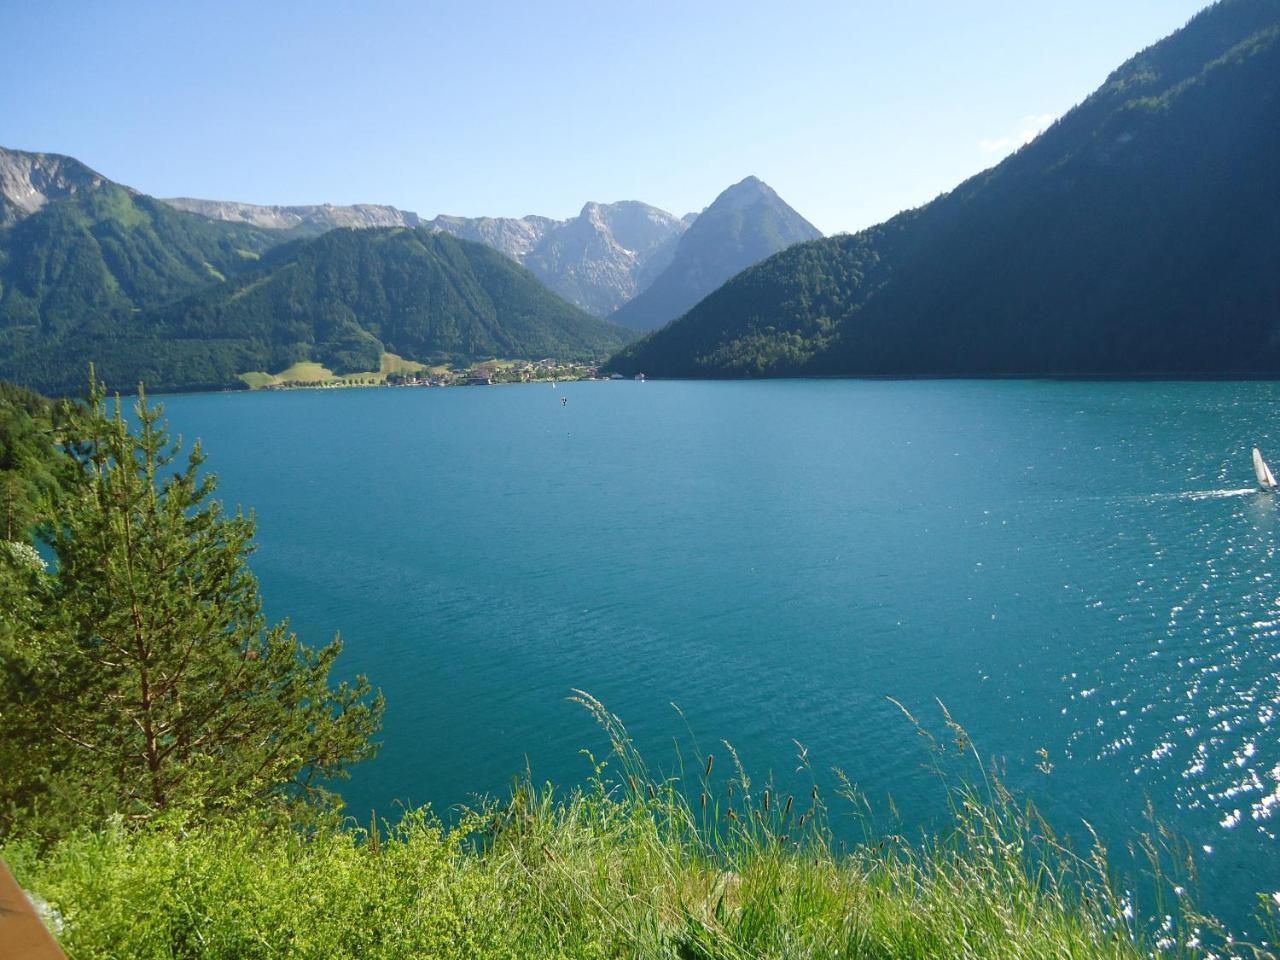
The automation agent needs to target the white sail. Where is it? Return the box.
[1253,447,1277,489]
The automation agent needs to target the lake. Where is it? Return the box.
[156,379,1280,929]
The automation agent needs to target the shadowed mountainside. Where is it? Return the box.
[607,176,821,333]
[607,0,1280,378]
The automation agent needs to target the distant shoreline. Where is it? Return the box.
[135,370,1280,399]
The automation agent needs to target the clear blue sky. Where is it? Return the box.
[1,0,1210,235]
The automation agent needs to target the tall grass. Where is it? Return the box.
[5,694,1275,959]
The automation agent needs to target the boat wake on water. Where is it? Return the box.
[1104,488,1259,506]
[1123,451,1276,503]
[1174,487,1258,501]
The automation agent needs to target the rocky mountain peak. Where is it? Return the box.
[0,145,112,225]
[709,175,779,211]
[608,177,821,332]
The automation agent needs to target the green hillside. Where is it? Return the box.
[149,227,632,380]
[0,182,281,392]
[0,194,631,394]
[607,0,1280,378]
[0,182,276,328]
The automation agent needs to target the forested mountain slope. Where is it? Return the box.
[0,171,629,393]
[0,179,281,392]
[608,0,1280,377]
[144,227,633,379]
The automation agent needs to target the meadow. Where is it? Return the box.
[7,695,1265,960]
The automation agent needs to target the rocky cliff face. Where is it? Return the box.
[515,201,689,316]
[162,197,422,234]
[425,213,559,262]
[0,146,110,225]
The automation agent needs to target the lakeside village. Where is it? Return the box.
[257,358,646,391]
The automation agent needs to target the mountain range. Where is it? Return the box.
[0,155,633,393]
[7,1,1271,393]
[163,196,693,317]
[608,0,1280,378]
[0,143,820,394]
[162,184,819,327]
[162,185,819,325]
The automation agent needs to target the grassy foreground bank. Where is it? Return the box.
[5,696,1259,960]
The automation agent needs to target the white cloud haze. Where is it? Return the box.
[978,113,1058,154]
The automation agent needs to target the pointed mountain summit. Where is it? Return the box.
[608,176,821,332]
[609,0,1280,377]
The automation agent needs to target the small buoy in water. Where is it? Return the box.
[561,397,568,406]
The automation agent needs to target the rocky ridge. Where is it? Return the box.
[0,145,111,225]
[161,193,694,316]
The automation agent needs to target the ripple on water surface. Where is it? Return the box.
[153,379,1280,930]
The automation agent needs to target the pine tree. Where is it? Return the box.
[0,377,383,836]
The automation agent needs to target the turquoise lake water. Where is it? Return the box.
[157,379,1280,928]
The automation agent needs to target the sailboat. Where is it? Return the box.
[1253,447,1277,492]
